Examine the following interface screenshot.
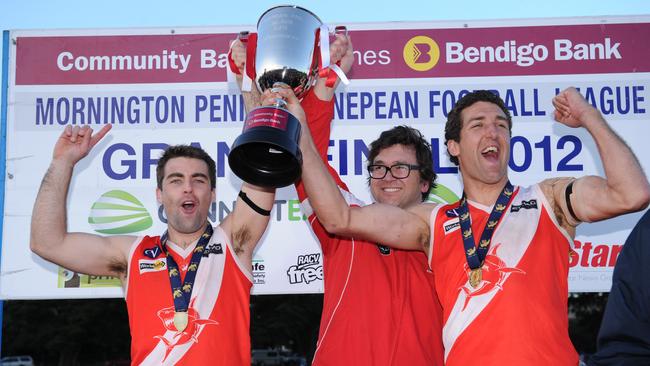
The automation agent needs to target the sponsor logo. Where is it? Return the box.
[58,267,121,288]
[143,246,161,259]
[443,219,460,234]
[88,190,153,234]
[446,38,621,67]
[139,258,167,274]
[252,259,266,285]
[427,183,460,205]
[403,36,440,71]
[446,208,460,218]
[510,199,538,212]
[570,240,623,268]
[287,253,323,285]
[202,242,223,256]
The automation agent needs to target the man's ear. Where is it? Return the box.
[447,140,460,160]
[420,180,430,195]
[156,188,162,205]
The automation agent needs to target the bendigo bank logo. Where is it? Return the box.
[403,35,440,71]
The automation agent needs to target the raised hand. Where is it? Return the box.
[552,87,602,128]
[230,38,247,74]
[52,124,112,165]
[261,85,306,126]
[330,32,354,75]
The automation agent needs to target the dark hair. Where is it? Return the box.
[444,90,512,166]
[156,145,216,190]
[367,125,436,202]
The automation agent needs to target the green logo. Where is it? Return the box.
[88,190,153,234]
[427,183,460,204]
[58,267,121,288]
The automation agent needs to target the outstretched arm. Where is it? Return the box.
[224,37,278,266]
[546,87,650,228]
[220,182,274,268]
[30,125,135,280]
[269,87,431,252]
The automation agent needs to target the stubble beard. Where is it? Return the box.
[167,212,205,237]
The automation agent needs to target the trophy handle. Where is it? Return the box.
[271,82,290,109]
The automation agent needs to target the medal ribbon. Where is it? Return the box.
[161,223,213,317]
[457,181,514,270]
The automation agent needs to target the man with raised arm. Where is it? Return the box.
[231,33,444,365]
[291,86,650,365]
[30,124,276,365]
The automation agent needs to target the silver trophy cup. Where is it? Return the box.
[229,5,322,188]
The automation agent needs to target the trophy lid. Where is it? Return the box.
[257,5,323,27]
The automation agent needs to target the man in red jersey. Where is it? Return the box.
[231,32,445,365]
[293,86,650,365]
[31,125,276,364]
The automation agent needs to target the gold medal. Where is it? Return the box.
[174,311,189,332]
[469,268,482,288]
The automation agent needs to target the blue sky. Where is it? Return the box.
[1,0,650,29]
[1,0,649,103]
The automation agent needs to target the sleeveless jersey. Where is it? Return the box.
[125,226,252,365]
[428,184,579,365]
[296,92,444,366]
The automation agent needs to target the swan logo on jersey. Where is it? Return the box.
[155,299,219,361]
[459,243,526,310]
[403,35,440,72]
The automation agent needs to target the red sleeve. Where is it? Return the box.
[301,89,335,163]
[295,90,350,252]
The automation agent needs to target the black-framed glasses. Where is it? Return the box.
[367,164,421,179]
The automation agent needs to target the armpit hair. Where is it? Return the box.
[232,226,252,255]
[421,231,431,251]
[108,258,127,277]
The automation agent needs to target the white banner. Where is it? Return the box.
[2,16,649,298]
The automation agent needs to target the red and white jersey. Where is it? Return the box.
[428,184,579,365]
[296,92,444,366]
[125,226,252,365]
